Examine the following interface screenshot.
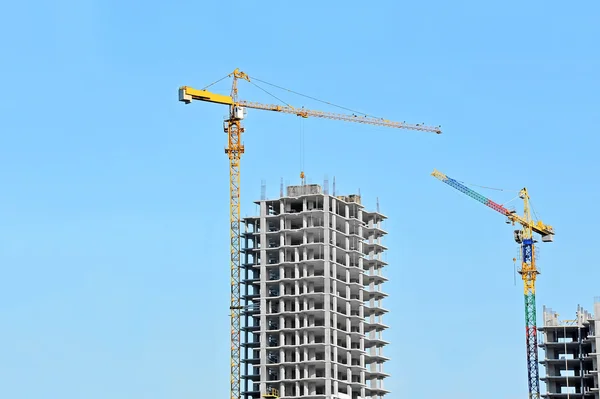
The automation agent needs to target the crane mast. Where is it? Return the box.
[225,69,249,399]
[519,188,542,399]
[178,69,441,399]
[431,169,554,399]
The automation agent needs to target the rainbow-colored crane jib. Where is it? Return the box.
[431,169,510,217]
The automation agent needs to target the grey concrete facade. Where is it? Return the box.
[241,184,390,399]
[539,300,600,398]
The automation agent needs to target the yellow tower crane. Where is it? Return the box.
[178,69,442,399]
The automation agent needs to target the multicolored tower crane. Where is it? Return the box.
[431,169,555,399]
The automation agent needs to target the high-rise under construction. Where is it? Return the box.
[240,183,390,399]
[538,300,600,398]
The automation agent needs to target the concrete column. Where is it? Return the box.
[258,200,268,395]
[323,195,332,397]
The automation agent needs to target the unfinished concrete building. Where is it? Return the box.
[538,300,600,398]
[240,184,390,399]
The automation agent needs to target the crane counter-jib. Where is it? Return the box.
[178,86,234,105]
[508,214,555,240]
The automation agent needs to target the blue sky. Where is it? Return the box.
[1,1,599,398]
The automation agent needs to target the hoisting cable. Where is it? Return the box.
[249,75,378,118]
[201,74,230,90]
[529,200,540,222]
[456,179,520,193]
[245,78,308,184]
[247,80,293,108]
[300,117,305,183]
[501,194,522,208]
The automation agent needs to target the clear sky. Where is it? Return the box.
[1,1,599,398]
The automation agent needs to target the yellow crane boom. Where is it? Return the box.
[179,69,441,399]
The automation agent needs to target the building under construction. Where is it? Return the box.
[240,183,390,399]
[539,300,600,398]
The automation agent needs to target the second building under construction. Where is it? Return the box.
[539,300,600,398]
